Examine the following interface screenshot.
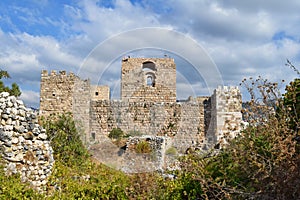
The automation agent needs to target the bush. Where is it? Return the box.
[108,128,124,140]
[47,160,130,199]
[135,140,152,154]
[40,113,89,166]
[165,147,177,156]
[0,164,43,199]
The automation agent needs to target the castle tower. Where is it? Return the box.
[207,86,242,147]
[121,57,176,103]
[39,70,80,115]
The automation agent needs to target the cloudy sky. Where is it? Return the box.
[0,0,299,108]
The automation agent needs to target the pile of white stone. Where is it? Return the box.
[0,92,54,188]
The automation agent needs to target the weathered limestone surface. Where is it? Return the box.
[89,99,209,152]
[91,85,110,101]
[121,58,176,103]
[40,70,79,115]
[0,92,54,188]
[39,57,243,172]
[206,86,242,146]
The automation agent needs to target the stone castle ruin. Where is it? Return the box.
[40,57,242,171]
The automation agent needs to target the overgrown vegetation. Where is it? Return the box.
[0,164,43,199]
[108,127,125,140]
[40,113,89,166]
[135,140,152,154]
[0,63,300,199]
[165,146,177,155]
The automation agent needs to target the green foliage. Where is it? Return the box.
[0,165,43,199]
[10,82,21,97]
[283,78,300,131]
[108,127,124,140]
[40,113,89,166]
[202,76,299,199]
[0,69,21,97]
[47,160,129,199]
[135,140,152,154]
[0,70,10,79]
[165,147,177,156]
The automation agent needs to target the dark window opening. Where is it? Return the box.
[142,61,156,71]
[95,92,99,96]
[91,132,95,140]
[52,93,55,97]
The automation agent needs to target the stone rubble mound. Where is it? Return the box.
[0,92,54,188]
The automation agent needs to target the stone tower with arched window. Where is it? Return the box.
[121,57,176,103]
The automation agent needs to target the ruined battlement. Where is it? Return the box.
[41,70,76,77]
[39,57,242,153]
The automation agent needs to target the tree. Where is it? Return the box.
[283,78,300,131]
[10,83,21,97]
[284,60,300,132]
[40,113,89,166]
[0,69,21,97]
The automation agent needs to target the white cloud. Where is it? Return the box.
[20,90,40,108]
[1,0,300,106]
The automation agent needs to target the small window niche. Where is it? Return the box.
[142,61,156,87]
[146,74,155,87]
[91,132,96,140]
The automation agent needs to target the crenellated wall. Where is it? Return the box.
[39,58,243,155]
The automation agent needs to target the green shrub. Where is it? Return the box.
[0,164,43,199]
[135,140,152,154]
[108,128,124,140]
[47,160,130,199]
[165,147,177,156]
[40,113,89,166]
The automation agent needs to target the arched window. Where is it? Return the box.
[147,76,153,86]
[145,72,155,87]
[142,61,156,87]
[142,61,156,71]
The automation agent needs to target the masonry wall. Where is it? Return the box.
[121,58,176,103]
[40,70,94,145]
[73,79,91,145]
[89,98,209,152]
[206,86,242,146]
[40,70,80,115]
[0,92,54,189]
[39,61,243,155]
[90,85,110,101]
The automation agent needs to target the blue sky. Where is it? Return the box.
[0,0,300,107]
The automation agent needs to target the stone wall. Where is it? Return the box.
[121,58,176,103]
[89,99,209,153]
[40,70,80,115]
[121,136,168,173]
[0,92,54,189]
[91,85,110,101]
[207,86,242,146]
[40,70,102,145]
[39,58,243,165]
[73,79,91,145]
